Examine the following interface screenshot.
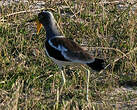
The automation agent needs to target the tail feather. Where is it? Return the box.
[87,58,105,71]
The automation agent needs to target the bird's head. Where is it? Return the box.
[38,11,55,25]
[36,11,55,34]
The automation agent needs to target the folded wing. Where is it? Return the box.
[48,37,95,64]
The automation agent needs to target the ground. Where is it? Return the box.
[0,0,137,110]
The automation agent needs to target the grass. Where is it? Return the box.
[0,0,137,109]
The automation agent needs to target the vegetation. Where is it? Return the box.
[0,0,137,109]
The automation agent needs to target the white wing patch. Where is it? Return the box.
[58,45,68,51]
[48,38,67,51]
[48,37,95,64]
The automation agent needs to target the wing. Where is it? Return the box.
[46,37,95,63]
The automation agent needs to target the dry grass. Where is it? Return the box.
[0,0,137,109]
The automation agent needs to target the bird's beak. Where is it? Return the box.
[36,19,42,34]
[26,16,42,34]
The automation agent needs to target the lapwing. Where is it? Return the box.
[36,11,105,101]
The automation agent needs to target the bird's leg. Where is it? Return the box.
[86,69,90,102]
[58,66,66,93]
[81,65,91,102]
[60,66,66,85]
[54,66,66,108]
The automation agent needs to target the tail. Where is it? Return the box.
[87,58,105,71]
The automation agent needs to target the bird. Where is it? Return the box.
[35,10,105,101]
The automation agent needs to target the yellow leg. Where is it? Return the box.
[58,65,66,85]
[58,66,66,93]
[86,69,90,102]
[81,65,90,102]
[54,66,66,109]
[61,68,66,85]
